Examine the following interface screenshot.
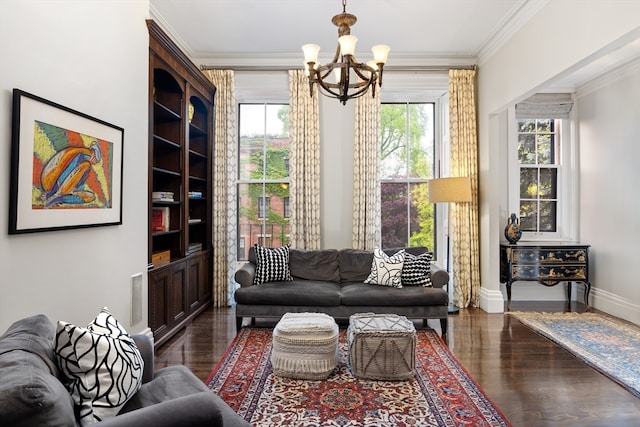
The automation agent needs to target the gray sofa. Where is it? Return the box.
[0,314,250,427]
[235,247,450,335]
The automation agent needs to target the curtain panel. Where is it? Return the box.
[448,68,480,308]
[352,91,381,250]
[288,70,321,249]
[203,69,238,306]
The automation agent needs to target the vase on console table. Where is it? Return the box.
[504,213,522,244]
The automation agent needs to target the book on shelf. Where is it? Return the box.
[188,191,202,199]
[152,191,174,202]
[152,207,170,232]
[187,243,202,255]
[188,218,202,224]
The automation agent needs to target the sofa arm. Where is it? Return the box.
[430,264,450,289]
[132,334,154,384]
[234,262,256,288]
[101,393,225,427]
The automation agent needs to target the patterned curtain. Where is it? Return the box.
[202,69,238,306]
[448,69,480,308]
[352,90,381,250]
[288,70,321,249]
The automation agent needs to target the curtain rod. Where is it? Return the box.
[199,65,476,72]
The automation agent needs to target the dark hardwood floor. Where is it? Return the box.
[154,301,640,426]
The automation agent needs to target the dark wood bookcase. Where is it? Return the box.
[147,20,215,348]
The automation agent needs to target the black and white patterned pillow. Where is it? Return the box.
[253,244,294,285]
[54,308,144,426]
[402,252,433,287]
[364,248,405,288]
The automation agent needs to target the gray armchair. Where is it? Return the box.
[0,314,250,427]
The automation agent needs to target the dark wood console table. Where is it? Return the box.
[499,243,591,310]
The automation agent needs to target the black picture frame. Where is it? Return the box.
[9,89,124,234]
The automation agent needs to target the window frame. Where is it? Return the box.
[378,99,443,256]
[507,106,578,242]
[236,102,290,260]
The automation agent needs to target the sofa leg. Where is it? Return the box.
[236,317,243,331]
[440,318,448,337]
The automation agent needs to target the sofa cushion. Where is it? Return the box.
[253,244,294,285]
[54,307,144,426]
[340,283,449,306]
[364,248,405,288]
[0,314,76,427]
[289,248,340,282]
[120,364,209,411]
[402,252,433,287]
[338,249,375,282]
[235,280,341,306]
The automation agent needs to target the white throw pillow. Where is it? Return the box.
[364,248,405,288]
[54,307,144,426]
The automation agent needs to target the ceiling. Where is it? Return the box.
[149,0,639,90]
[149,0,537,67]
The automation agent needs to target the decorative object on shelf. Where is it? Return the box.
[428,176,472,315]
[302,0,390,105]
[504,213,522,244]
[9,89,124,234]
[188,102,195,123]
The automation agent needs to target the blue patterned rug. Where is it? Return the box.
[508,311,640,398]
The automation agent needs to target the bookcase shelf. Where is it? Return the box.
[147,20,215,348]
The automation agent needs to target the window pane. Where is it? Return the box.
[519,202,537,232]
[237,183,290,260]
[519,168,538,198]
[265,105,290,180]
[381,182,408,248]
[518,119,536,133]
[518,134,536,164]
[408,104,433,179]
[539,168,557,198]
[408,182,434,250]
[239,105,265,180]
[536,133,552,164]
[539,201,557,232]
[380,104,408,179]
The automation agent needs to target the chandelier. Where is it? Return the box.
[302,0,390,105]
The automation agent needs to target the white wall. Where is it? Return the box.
[577,59,640,324]
[0,1,150,332]
[477,0,640,314]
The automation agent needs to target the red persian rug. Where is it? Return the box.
[207,327,511,427]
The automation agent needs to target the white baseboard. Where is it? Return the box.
[590,288,640,325]
[479,287,506,313]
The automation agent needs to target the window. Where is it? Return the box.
[379,103,435,249]
[517,119,559,232]
[510,93,575,240]
[283,196,290,218]
[237,103,290,260]
[257,196,269,219]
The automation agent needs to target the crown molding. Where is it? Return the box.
[477,0,550,65]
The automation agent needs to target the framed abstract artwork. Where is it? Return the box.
[9,89,124,234]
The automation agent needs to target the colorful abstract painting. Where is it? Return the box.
[32,121,113,209]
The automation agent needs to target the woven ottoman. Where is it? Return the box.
[348,313,416,381]
[271,312,339,380]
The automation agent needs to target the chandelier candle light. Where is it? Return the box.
[302,0,390,105]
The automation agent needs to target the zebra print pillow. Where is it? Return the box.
[54,308,144,426]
